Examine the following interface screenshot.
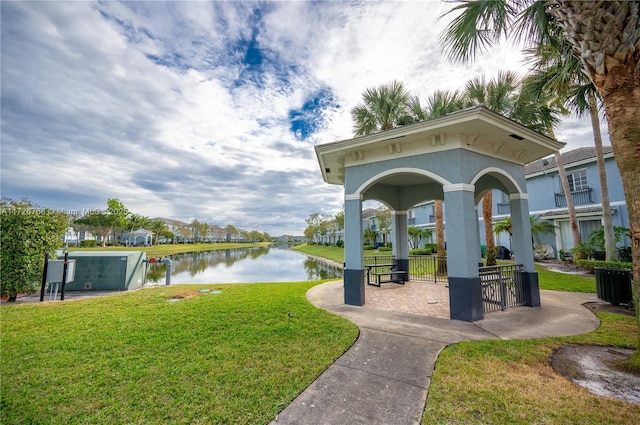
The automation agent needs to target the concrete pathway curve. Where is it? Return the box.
[270,281,599,425]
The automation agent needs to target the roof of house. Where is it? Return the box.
[362,208,378,219]
[536,205,615,218]
[524,146,614,175]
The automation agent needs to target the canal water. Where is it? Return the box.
[146,246,343,284]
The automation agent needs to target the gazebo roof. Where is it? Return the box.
[315,105,565,185]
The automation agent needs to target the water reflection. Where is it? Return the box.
[146,246,342,284]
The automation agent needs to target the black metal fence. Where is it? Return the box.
[408,255,448,283]
[479,264,525,313]
[363,257,526,313]
[363,255,448,284]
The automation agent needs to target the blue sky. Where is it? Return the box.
[0,1,606,235]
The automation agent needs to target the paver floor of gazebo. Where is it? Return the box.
[364,280,450,319]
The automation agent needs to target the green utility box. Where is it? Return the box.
[61,251,147,291]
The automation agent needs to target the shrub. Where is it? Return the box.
[618,247,632,262]
[363,245,376,250]
[576,259,633,274]
[335,240,344,248]
[80,240,97,247]
[409,249,433,256]
[378,246,392,252]
[1,199,69,301]
[588,226,630,251]
[423,243,438,253]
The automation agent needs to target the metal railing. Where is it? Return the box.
[479,264,525,313]
[363,257,527,313]
[554,187,593,207]
[408,255,448,284]
[363,255,448,284]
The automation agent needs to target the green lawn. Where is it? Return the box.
[68,242,273,258]
[423,311,639,424]
[535,263,596,292]
[1,282,358,425]
[3,244,634,424]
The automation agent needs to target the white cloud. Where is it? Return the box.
[1,1,600,235]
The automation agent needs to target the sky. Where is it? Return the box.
[0,1,608,236]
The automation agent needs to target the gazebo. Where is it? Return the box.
[315,106,565,321]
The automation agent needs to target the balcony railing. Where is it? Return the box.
[554,187,593,207]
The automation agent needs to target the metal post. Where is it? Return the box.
[163,258,172,285]
[40,253,49,302]
[60,253,69,301]
[499,268,507,311]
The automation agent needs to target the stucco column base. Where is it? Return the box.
[449,277,484,322]
[395,258,409,282]
[344,269,365,306]
[518,271,540,307]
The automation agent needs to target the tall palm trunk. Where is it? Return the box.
[483,192,496,266]
[599,75,640,316]
[549,128,582,260]
[588,92,617,261]
[547,0,640,341]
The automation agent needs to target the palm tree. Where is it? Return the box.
[149,220,168,245]
[125,214,150,246]
[440,0,639,352]
[424,89,465,117]
[494,216,556,247]
[351,82,435,254]
[408,226,433,250]
[463,71,520,266]
[351,80,413,135]
[423,90,467,263]
[525,33,618,261]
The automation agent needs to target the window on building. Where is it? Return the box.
[580,220,602,243]
[566,169,588,192]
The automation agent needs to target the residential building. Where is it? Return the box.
[63,227,97,246]
[120,229,153,246]
[482,147,629,257]
[404,147,629,259]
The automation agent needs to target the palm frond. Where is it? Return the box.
[440,0,520,62]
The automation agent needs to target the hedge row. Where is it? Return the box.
[576,259,633,274]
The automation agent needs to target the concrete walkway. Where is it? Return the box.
[270,280,599,425]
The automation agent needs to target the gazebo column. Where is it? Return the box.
[444,184,483,322]
[344,194,365,306]
[510,194,540,307]
[391,211,409,278]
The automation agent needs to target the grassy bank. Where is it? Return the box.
[68,242,273,257]
[1,282,358,425]
[423,311,639,424]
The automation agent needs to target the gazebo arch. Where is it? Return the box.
[315,106,564,321]
[471,167,525,202]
